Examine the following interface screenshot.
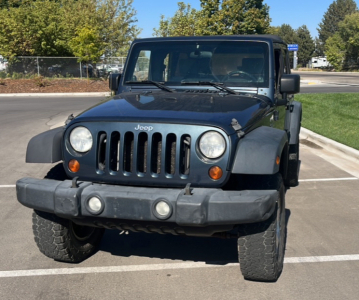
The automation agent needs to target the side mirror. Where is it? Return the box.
[109,73,121,92]
[280,74,300,94]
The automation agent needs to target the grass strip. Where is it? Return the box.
[295,93,359,150]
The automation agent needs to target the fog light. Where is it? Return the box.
[155,201,170,216]
[153,200,172,219]
[88,197,103,213]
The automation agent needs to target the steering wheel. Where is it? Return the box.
[222,70,256,82]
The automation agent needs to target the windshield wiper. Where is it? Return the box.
[181,81,237,95]
[126,80,174,93]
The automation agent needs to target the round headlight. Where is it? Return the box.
[199,131,226,159]
[70,126,93,153]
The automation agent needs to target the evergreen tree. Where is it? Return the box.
[275,24,297,45]
[273,24,298,67]
[318,0,358,44]
[296,25,315,67]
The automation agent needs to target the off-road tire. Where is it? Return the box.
[33,210,105,262]
[237,174,286,282]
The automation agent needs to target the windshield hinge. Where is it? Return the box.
[65,113,74,125]
[231,118,245,138]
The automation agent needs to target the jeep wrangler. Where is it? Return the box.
[16,35,301,282]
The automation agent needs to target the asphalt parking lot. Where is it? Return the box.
[1,96,359,299]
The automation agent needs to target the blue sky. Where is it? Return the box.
[133,0,359,39]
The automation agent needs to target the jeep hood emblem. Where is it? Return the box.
[134,124,154,131]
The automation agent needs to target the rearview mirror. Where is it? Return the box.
[280,74,300,94]
[109,73,121,92]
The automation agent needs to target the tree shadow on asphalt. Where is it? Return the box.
[98,209,291,265]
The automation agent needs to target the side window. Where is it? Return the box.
[274,49,284,88]
[283,50,290,74]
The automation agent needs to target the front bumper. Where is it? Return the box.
[16,177,278,231]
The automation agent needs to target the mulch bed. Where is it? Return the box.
[0,78,110,93]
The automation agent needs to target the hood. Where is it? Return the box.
[73,91,271,135]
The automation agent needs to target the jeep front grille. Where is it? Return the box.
[96,130,191,178]
[65,122,230,187]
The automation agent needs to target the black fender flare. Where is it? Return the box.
[289,101,302,145]
[26,127,64,163]
[231,126,288,175]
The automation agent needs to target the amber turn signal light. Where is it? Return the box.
[209,166,223,180]
[276,156,280,165]
[68,159,80,173]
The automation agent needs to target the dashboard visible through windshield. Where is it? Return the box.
[124,40,269,88]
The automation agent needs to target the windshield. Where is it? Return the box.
[124,40,269,88]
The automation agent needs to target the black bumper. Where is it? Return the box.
[16,178,278,229]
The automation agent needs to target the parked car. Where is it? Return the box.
[16,35,301,282]
[0,55,8,71]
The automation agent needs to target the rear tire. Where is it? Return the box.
[32,210,104,263]
[237,174,286,281]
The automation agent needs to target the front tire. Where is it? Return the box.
[32,210,105,262]
[237,174,286,281]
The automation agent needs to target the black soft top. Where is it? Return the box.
[134,35,286,46]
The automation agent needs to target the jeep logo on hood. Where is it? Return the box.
[134,124,154,131]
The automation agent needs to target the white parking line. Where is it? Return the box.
[1,255,359,278]
[299,177,358,182]
[0,185,16,188]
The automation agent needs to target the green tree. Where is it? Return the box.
[317,0,358,47]
[69,26,105,62]
[275,24,297,45]
[0,1,71,58]
[273,24,298,67]
[196,0,270,35]
[0,0,140,59]
[325,34,347,70]
[295,25,315,67]
[153,2,198,37]
[313,37,325,57]
[153,0,271,37]
[60,0,141,57]
[325,12,359,70]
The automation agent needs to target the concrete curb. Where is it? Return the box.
[300,127,359,162]
[0,92,111,97]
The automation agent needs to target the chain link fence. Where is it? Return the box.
[0,57,127,79]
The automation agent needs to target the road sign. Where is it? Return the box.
[288,44,299,51]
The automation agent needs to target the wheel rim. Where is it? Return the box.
[70,222,96,241]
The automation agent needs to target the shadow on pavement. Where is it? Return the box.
[98,208,291,265]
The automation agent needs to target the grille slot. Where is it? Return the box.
[137,132,148,173]
[97,132,107,171]
[165,134,176,175]
[181,135,191,175]
[124,132,134,173]
[151,133,162,174]
[110,132,120,172]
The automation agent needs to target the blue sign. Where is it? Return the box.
[288,44,299,51]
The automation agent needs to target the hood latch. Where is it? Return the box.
[231,118,245,138]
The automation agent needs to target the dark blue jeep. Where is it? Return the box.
[16,35,301,282]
